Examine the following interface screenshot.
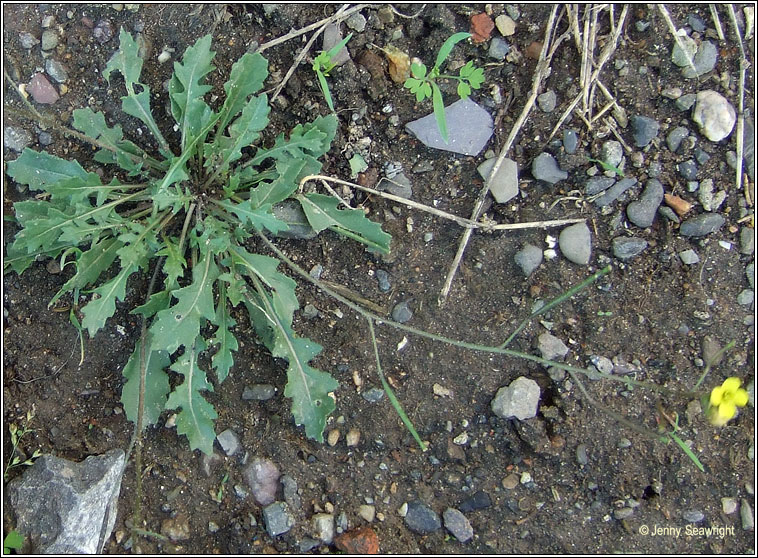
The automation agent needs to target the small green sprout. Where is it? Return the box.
[403,32,485,143]
[4,408,42,481]
[313,33,353,112]
[3,530,24,554]
[587,157,625,178]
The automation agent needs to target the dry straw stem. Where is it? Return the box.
[299,174,584,232]
[709,3,726,41]
[727,4,747,194]
[439,5,567,306]
[547,5,629,143]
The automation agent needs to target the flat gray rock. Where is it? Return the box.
[538,332,569,361]
[263,502,295,537]
[612,237,648,260]
[679,213,725,237]
[8,449,124,554]
[514,244,543,277]
[478,157,519,203]
[558,222,592,265]
[630,115,659,147]
[443,508,473,542]
[627,179,663,228]
[491,376,541,420]
[404,501,441,534]
[593,177,637,207]
[532,152,568,184]
[682,41,717,78]
[405,98,493,156]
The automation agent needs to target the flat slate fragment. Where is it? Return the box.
[405,98,493,156]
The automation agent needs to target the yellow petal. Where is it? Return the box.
[718,401,737,420]
[734,389,749,407]
[710,386,725,405]
[723,377,742,392]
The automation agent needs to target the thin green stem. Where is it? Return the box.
[366,318,427,451]
[500,265,612,349]
[694,340,737,389]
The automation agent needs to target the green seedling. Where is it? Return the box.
[313,33,353,112]
[403,32,485,143]
[5,29,391,454]
[587,157,625,178]
[4,409,41,481]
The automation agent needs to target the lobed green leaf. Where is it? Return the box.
[120,339,171,426]
[217,51,269,133]
[7,149,93,191]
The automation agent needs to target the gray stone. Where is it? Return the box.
[612,237,648,260]
[743,116,755,179]
[4,127,32,152]
[243,383,276,401]
[38,131,53,146]
[675,93,697,111]
[302,303,319,319]
[312,513,335,543]
[18,32,39,49]
[601,140,623,168]
[514,244,542,277]
[8,449,124,553]
[478,157,519,204]
[741,499,755,531]
[538,333,569,361]
[443,508,473,543]
[630,115,659,147]
[263,502,295,537]
[537,90,557,113]
[679,213,725,236]
[666,126,690,152]
[93,19,114,44]
[216,429,240,456]
[698,179,726,211]
[45,59,68,83]
[41,29,58,50]
[747,263,755,289]
[558,222,592,265]
[322,23,350,65]
[281,474,301,510]
[488,38,510,60]
[737,289,754,306]
[593,177,638,207]
[345,12,366,32]
[692,90,736,142]
[682,41,717,78]
[562,129,578,154]
[740,227,755,255]
[679,249,700,265]
[585,176,616,196]
[375,269,391,292]
[243,458,280,506]
[688,14,706,32]
[678,159,698,180]
[405,98,493,156]
[272,200,317,239]
[404,501,441,534]
[683,510,705,523]
[627,179,664,228]
[532,152,568,184]
[614,507,635,520]
[659,206,680,223]
[671,34,698,67]
[576,443,589,465]
[362,387,385,402]
[694,147,711,165]
[391,300,413,323]
[491,376,541,420]
[378,172,413,198]
[722,497,738,515]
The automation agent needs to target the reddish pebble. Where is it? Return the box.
[335,527,380,554]
[28,73,59,104]
[664,193,693,217]
[470,13,494,44]
[526,41,544,59]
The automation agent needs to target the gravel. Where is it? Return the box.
[692,90,736,142]
[27,72,59,104]
[562,129,578,154]
[612,237,648,261]
[630,115,659,147]
[666,126,689,152]
[488,38,510,60]
[263,502,295,537]
[682,41,718,78]
[491,376,541,420]
[601,140,623,168]
[45,59,68,83]
[216,429,240,456]
[19,32,39,49]
[679,249,700,265]
[4,127,32,152]
[41,29,59,50]
[537,90,557,113]
[391,300,413,323]
[243,458,280,506]
[403,501,441,534]
[538,332,569,361]
[405,98,494,156]
[443,508,473,542]
[585,176,616,196]
[558,222,592,265]
[514,244,543,276]
[593,177,637,207]
[478,157,519,204]
[627,179,664,228]
[532,152,568,184]
[679,213,726,237]
[242,384,276,401]
[677,159,698,180]
[682,510,705,523]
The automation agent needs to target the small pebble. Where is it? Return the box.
[737,289,754,306]
[614,507,634,520]
[40,29,59,50]
[679,213,725,237]
[495,14,516,36]
[361,387,385,403]
[404,501,441,534]
[683,510,705,523]
[502,473,519,490]
[4,127,32,152]
[514,244,543,276]
[743,499,756,530]
[630,115,659,147]
[682,41,718,79]
[312,514,335,544]
[666,126,689,152]
[488,38,510,61]
[558,222,592,265]
[346,428,361,447]
[443,508,473,542]
[18,32,39,49]
[532,152,568,184]
[358,505,375,523]
[93,19,115,44]
[263,502,295,537]
[601,140,624,168]
[722,497,738,515]
[612,237,648,261]
[375,269,391,292]
[576,443,589,465]
[216,429,240,456]
[627,179,664,228]
[242,384,275,401]
[678,159,698,180]
[537,90,557,113]
[563,129,578,154]
[391,300,413,323]
[692,90,736,142]
[27,73,59,104]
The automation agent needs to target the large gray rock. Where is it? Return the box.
[491,376,541,420]
[405,98,493,156]
[8,449,124,554]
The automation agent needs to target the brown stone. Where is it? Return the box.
[664,193,693,217]
[335,527,380,554]
[28,73,59,104]
[470,13,494,44]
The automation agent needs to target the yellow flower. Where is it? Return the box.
[708,377,749,426]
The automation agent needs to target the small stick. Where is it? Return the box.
[727,4,747,193]
[709,4,726,42]
[256,4,368,53]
